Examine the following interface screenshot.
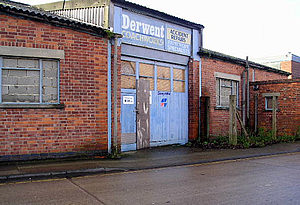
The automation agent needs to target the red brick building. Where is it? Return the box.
[0,0,298,162]
[198,49,290,138]
[0,1,120,160]
[250,79,300,136]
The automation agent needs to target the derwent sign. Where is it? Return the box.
[121,10,191,56]
[121,11,165,50]
[122,14,165,38]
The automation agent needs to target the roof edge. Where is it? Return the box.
[198,48,291,76]
[111,0,204,30]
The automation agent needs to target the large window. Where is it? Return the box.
[216,78,239,107]
[1,56,59,104]
[120,59,186,93]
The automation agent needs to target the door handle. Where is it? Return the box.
[134,109,139,114]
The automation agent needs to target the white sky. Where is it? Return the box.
[15,0,300,60]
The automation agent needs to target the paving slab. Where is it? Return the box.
[0,141,299,183]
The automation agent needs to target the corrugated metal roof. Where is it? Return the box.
[0,0,112,38]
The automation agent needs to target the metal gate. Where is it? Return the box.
[121,57,188,151]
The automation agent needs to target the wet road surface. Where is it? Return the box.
[0,153,299,205]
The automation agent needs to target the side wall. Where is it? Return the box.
[0,14,111,160]
[188,59,200,141]
[201,57,288,137]
[250,79,300,136]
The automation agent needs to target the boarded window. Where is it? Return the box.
[216,78,239,107]
[157,66,170,91]
[43,60,58,103]
[139,63,154,90]
[173,68,185,93]
[157,66,170,79]
[121,61,136,89]
[1,57,59,104]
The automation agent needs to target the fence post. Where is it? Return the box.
[229,95,237,145]
[254,94,258,134]
[272,96,277,140]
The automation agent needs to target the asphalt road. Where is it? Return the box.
[0,153,299,205]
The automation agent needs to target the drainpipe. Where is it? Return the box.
[246,56,250,127]
[107,39,112,154]
[198,57,202,142]
[242,57,250,127]
[198,28,203,142]
[112,35,122,156]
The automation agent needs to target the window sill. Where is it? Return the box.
[0,103,65,109]
[264,109,280,112]
[215,106,241,111]
[215,106,229,110]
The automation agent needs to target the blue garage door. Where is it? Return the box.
[121,58,188,151]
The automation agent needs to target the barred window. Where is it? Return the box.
[1,56,59,104]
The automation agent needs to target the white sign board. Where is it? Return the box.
[123,96,134,104]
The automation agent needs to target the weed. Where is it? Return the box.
[196,127,299,150]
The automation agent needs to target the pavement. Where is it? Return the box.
[0,141,299,183]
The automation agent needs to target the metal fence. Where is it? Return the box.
[53,6,106,28]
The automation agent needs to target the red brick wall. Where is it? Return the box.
[250,79,300,136]
[292,61,300,79]
[188,59,200,141]
[200,57,288,137]
[0,15,120,160]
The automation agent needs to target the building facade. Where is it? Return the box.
[0,0,296,161]
[0,0,117,160]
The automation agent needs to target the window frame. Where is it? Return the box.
[0,56,60,106]
[173,67,186,93]
[139,62,155,91]
[263,93,280,111]
[156,65,171,92]
[216,77,239,108]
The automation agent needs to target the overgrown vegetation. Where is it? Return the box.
[194,127,300,149]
